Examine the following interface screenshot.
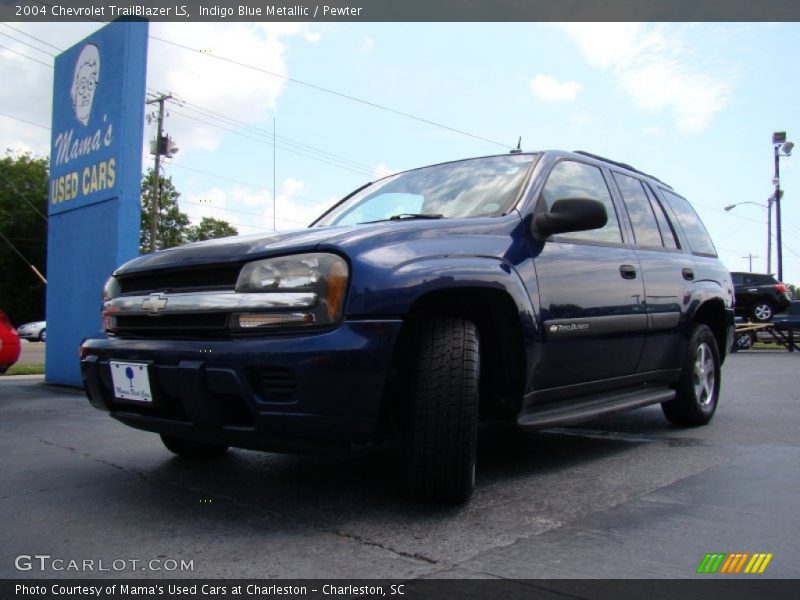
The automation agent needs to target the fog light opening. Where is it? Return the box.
[237,313,315,328]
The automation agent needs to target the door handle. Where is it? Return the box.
[620,265,637,279]
[682,268,695,281]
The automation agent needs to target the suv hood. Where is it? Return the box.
[115,218,511,275]
[115,226,355,275]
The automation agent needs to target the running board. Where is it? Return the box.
[517,386,675,429]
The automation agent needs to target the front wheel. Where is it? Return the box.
[39,328,46,343]
[662,324,720,426]
[407,317,479,504]
[160,434,228,459]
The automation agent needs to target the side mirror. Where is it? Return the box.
[533,197,607,238]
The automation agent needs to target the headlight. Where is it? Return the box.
[233,253,349,329]
[102,276,121,333]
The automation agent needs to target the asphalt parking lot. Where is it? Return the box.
[0,351,798,580]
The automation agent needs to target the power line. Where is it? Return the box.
[0,43,53,68]
[0,31,57,57]
[182,199,310,226]
[172,99,391,178]
[11,18,508,150]
[0,111,50,130]
[168,107,379,178]
[1,182,48,223]
[162,160,326,208]
[0,230,47,284]
[149,35,509,150]
[0,23,62,51]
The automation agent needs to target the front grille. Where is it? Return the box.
[118,264,241,295]
[114,264,242,338]
[114,313,230,338]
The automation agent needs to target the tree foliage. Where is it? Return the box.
[140,168,237,253]
[0,152,48,325]
[186,216,238,243]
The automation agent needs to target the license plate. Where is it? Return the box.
[109,361,153,403]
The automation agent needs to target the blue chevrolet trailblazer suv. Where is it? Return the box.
[81,150,735,503]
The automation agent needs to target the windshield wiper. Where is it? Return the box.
[388,213,444,221]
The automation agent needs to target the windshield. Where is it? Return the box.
[313,154,536,227]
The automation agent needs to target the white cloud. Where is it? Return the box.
[362,36,374,53]
[183,177,330,235]
[148,22,316,153]
[530,74,583,102]
[0,22,101,154]
[0,23,314,157]
[558,23,729,133]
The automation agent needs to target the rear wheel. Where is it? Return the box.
[732,331,753,352]
[751,300,774,322]
[160,434,228,459]
[662,324,720,426]
[407,317,479,504]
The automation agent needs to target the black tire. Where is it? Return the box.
[408,317,479,504]
[39,328,46,343]
[662,324,720,427]
[751,300,774,323]
[733,331,753,352]
[160,434,228,459]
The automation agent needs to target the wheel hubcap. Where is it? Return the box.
[693,343,716,408]
[754,304,772,320]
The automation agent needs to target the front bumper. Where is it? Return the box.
[81,319,402,452]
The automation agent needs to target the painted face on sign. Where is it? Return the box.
[70,44,100,127]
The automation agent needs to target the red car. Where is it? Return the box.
[0,310,21,374]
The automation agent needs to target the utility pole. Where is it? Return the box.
[767,194,773,274]
[146,94,172,253]
[742,253,758,272]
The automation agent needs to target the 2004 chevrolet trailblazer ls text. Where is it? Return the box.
[81,150,735,503]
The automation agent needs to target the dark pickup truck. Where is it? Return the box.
[81,150,734,503]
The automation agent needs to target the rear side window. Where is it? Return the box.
[541,160,622,244]
[612,173,663,248]
[643,184,679,250]
[731,273,744,285]
[661,190,717,257]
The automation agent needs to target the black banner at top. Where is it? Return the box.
[3,0,800,22]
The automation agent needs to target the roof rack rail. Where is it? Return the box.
[573,150,672,189]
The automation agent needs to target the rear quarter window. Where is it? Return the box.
[660,190,717,257]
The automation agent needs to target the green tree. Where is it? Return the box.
[0,152,48,325]
[187,216,238,243]
[140,168,190,253]
[140,168,237,253]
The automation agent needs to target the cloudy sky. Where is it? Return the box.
[2,21,799,284]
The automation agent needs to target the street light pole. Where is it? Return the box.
[772,131,793,282]
[774,141,783,281]
[723,200,772,273]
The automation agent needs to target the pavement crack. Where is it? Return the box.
[327,529,438,564]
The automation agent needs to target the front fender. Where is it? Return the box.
[347,255,536,324]
[346,255,540,391]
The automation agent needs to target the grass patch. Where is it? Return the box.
[4,364,45,376]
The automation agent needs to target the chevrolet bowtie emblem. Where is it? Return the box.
[142,292,168,315]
